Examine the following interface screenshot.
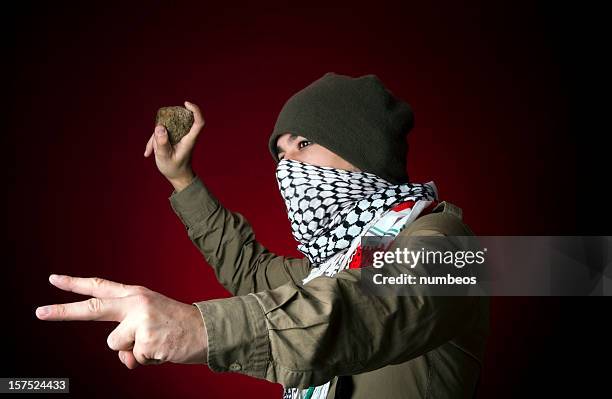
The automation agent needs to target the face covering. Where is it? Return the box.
[275,158,438,267]
[277,158,439,399]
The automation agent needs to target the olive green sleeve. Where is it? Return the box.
[168,175,310,296]
[193,229,481,389]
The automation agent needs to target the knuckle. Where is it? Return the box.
[134,348,153,366]
[135,292,153,307]
[134,350,146,365]
[91,277,105,288]
[87,297,103,313]
[119,283,129,293]
[154,353,168,363]
[131,285,149,295]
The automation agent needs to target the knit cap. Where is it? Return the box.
[268,72,414,184]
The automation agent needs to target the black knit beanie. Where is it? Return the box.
[268,72,414,184]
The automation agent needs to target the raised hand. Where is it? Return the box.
[144,101,205,192]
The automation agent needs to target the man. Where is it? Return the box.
[36,73,489,398]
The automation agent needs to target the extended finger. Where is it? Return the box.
[48,275,137,298]
[36,296,125,322]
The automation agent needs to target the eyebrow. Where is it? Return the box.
[276,134,298,157]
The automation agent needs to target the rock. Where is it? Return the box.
[155,106,194,145]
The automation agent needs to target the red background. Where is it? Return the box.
[5,1,608,397]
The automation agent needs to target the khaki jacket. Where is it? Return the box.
[169,176,489,399]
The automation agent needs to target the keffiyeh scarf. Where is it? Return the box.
[276,159,439,399]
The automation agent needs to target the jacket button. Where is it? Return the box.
[229,362,242,371]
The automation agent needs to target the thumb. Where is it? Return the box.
[152,125,172,159]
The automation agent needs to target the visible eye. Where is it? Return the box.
[298,140,312,149]
[278,139,311,161]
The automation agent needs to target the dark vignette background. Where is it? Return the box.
[3,1,609,397]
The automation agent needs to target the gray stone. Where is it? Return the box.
[155,106,194,145]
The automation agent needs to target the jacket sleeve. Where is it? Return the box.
[193,224,481,388]
[169,175,310,295]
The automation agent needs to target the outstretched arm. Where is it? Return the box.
[34,214,484,381]
[144,101,310,295]
[196,216,485,388]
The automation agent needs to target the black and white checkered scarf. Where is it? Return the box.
[276,158,438,399]
[276,158,437,268]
